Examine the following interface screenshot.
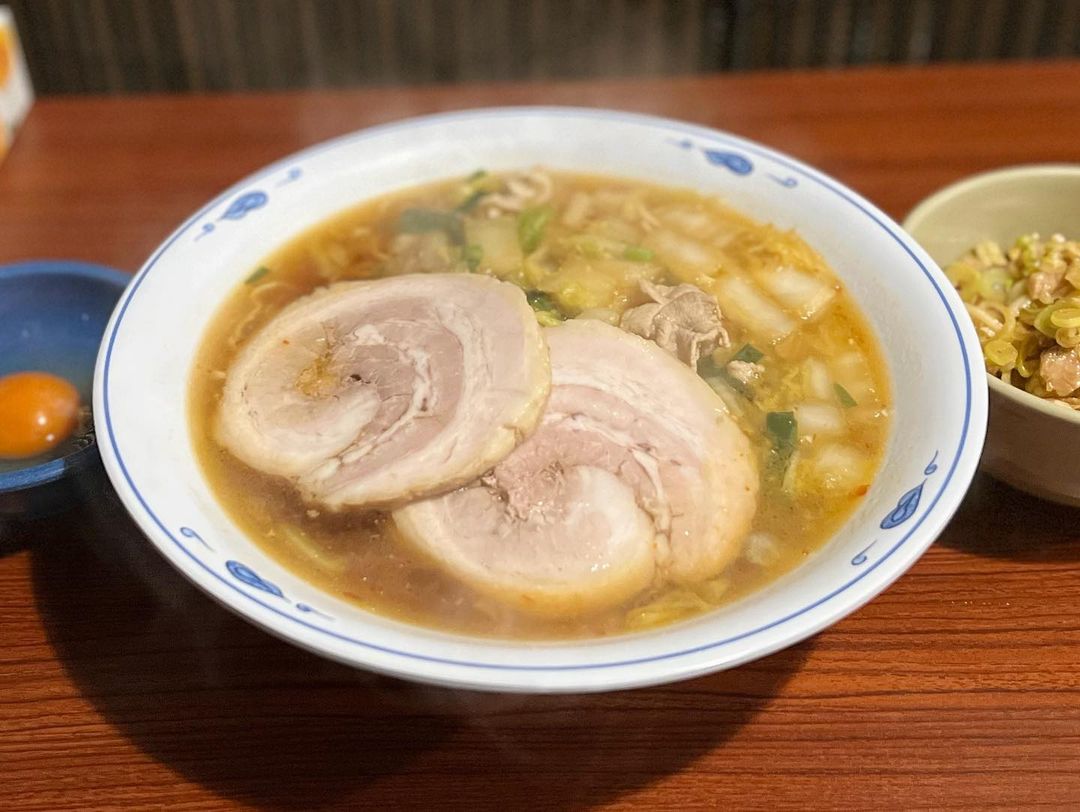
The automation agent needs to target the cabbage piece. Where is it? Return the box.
[656,204,722,240]
[714,275,795,342]
[465,217,523,280]
[625,588,711,630]
[830,351,875,400]
[755,266,836,320]
[802,357,833,401]
[809,444,868,491]
[794,402,846,436]
[539,256,662,315]
[644,229,724,283]
[745,532,781,566]
[691,576,731,604]
[561,192,592,229]
[279,524,348,576]
[588,218,641,244]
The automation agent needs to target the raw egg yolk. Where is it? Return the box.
[0,27,11,88]
[0,371,81,459]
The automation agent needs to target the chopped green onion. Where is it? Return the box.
[765,411,798,470]
[465,169,487,183]
[697,355,724,378]
[833,382,858,408]
[572,236,602,258]
[698,356,749,396]
[398,208,465,245]
[518,205,554,254]
[623,245,655,262]
[535,310,563,327]
[456,189,486,213]
[526,290,559,312]
[983,339,1018,367]
[1050,307,1080,329]
[1033,301,1068,337]
[974,267,1012,303]
[721,373,748,395]
[245,266,271,285]
[700,349,764,397]
[1015,234,1040,272]
[526,290,563,325]
[462,243,483,271]
[731,343,764,364]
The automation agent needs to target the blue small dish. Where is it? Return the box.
[0,261,130,517]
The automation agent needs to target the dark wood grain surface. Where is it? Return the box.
[10,0,1078,96]
[1,62,1079,810]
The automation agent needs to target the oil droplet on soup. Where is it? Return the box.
[189,169,891,639]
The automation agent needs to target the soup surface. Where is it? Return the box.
[190,169,891,639]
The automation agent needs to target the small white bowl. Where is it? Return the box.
[95,109,986,692]
[904,165,1080,507]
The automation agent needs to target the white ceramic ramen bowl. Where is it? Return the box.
[95,108,987,693]
[904,165,1080,507]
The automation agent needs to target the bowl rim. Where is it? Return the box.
[902,163,1080,427]
[0,260,130,493]
[903,163,1080,234]
[94,106,987,691]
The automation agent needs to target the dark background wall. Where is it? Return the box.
[7,0,1080,95]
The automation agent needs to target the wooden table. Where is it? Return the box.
[2,62,1079,810]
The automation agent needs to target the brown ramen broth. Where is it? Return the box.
[190,169,891,639]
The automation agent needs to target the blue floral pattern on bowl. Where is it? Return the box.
[669,136,800,187]
[178,526,334,620]
[194,167,303,241]
[851,452,942,567]
[881,452,939,530]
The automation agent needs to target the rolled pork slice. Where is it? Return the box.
[216,273,551,509]
[394,319,759,617]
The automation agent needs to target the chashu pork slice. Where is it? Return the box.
[217,273,550,509]
[394,319,759,617]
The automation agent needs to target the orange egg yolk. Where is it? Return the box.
[0,27,11,88]
[0,371,81,460]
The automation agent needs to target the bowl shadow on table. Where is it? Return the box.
[936,471,1080,562]
[28,487,809,810]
